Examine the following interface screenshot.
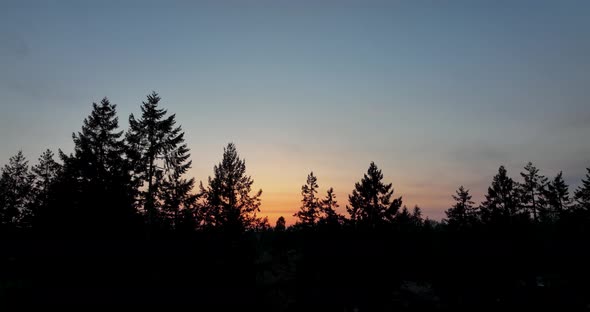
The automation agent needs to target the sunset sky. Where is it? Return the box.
[1,1,589,225]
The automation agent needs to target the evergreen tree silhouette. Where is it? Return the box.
[445,186,477,229]
[545,171,570,221]
[0,151,35,229]
[159,131,197,231]
[126,92,185,229]
[319,187,344,227]
[519,162,547,223]
[346,162,402,228]
[395,205,412,227]
[199,143,262,233]
[480,166,523,225]
[294,172,320,227]
[410,205,424,228]
[574,168,590,212]
[59,97,136,234]
[275,216,286,232]
[31,149,61,227]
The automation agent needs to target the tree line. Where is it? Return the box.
[1,92,590,237]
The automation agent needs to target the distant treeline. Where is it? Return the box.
[1,92,590,236]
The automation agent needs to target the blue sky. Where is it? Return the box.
[1,0,589,222]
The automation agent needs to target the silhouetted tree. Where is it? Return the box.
[545,171,570,221]
[0,151,35,229]
[519,162,547,223]
[294,172,320,227]
[199,143,263,233]
[480,166,523,225]
[319,187,344,227]
[31,149,61,226]
[445,186,477,229]
[126,92,185,228]
[574,168,590,212]
[346,162,402,228]
[411,205,424,228]
[275,216,286,232]
[59,97,136,233]
[395,205,412,228]
[159,135,197,230]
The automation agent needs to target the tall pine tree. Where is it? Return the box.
[59,97,136,233]
[545,171,570,221]
[199,143,262,233]
[346,162,402,228]
[0,151,35,229]
[31,149,61,226]
[410,205,424,228]
[480,166,523,225]
[445,186,476,229]
[519,162,547,223]
[319,187,343,227]
[294,172,320,227]
[126,92,187,228]
[159,132,197,230]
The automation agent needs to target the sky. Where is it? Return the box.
[1,0,589,225]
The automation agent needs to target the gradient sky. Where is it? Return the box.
[1,0,589,224]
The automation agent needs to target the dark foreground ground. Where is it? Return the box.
[1,228,590,310]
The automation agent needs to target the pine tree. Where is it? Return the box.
[199,143,262,233]
[126,92,186,227]
[519,162,547,223]
[395,205,412,227]
[0,151,35,229]
[275,216,286,232]
[59,97,136,233]
[31,149,61,225]
[346,162,402,228]
[159,135,197,230]
[294,172,320,227]
[411,205,424,228]
[67,98,127,184]
[319,187,343,227]
[545,171,570,220]
[445,186,476,229]
[574,168,590,212]
[480,166,523,225]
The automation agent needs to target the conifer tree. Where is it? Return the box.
[480,166,523,225]
[159,135,197,230]
[126,92,187,227]
[574,168,590,212]
[60,97,136,232]
[395,205,412,227]
[445,186,476,229]
[545,171,570,220]
[346,162,402,228]
[294,172,320,227]
[31,149,61,225]
[0,151,35,228]
[520,162,547,222]
[319,187,344,226]
[411,205,424,227]
[199,143,262,232]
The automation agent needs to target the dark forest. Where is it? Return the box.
[2,93,590,310]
